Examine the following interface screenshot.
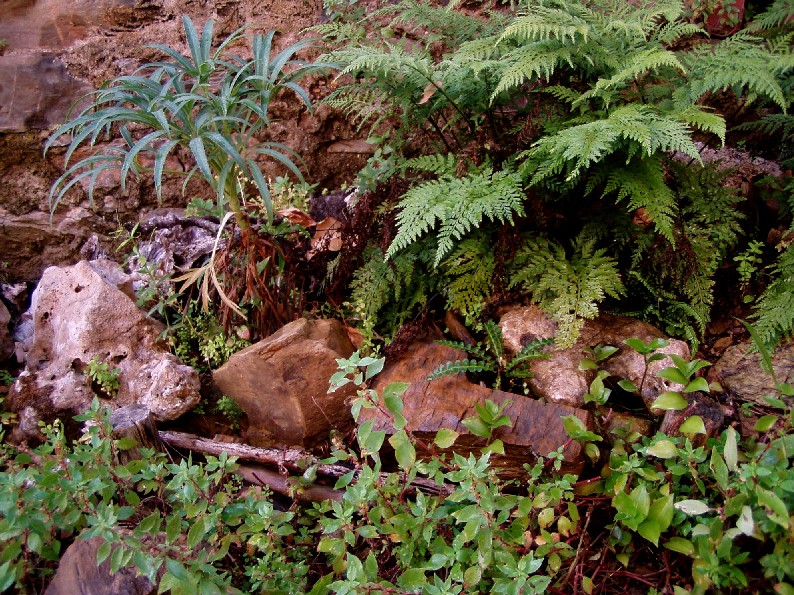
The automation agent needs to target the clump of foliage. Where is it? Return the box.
[172,301,250,371]
[46,16,324,336]
[2,345,793,593]
[321,0,794,349]
[84,356,121,398]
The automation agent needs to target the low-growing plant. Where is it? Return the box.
[428,319,553,391]
[84,356,121,398]
[213,395,245,431]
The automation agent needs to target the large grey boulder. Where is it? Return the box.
[213,318,358,448]
[499,305,690,411]
[8,259,200,442]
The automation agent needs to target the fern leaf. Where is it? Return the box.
[753,243,794,346]
[509,235,624,348]
[505,337,554,372]
[428,358,495,380]
[443,235,495,319]
[498,8,591,45]
[484,320,504,363]
[388,165,525,266]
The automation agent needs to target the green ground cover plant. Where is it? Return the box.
[1,350,792,594]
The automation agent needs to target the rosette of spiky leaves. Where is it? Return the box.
[46,16,324,231]
[429,320,553,390]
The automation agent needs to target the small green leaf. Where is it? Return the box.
[618,379,639,393]
[562,415,602,442]
[724,427,738,471]
[773,582,794,595]
[399,568,427,590]
[674,499,712,515]
[755,415,778,432]
[389,430,416,470]
[680,415,706,436]
[658,367,688,385]
[463,565,482,589]
[683,377,710,393]
[650,392,688,411]
[664,536,694,555]
[756,487,789,529]
[96,541,112,565]
[462,416,491,438]
[482,439,505,455]
[434,428,459,449]
[646,439,677,459]
[737,505,755,537]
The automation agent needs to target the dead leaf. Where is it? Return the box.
[307,217,343,258]
[419,81,442,105]
[277,207,316,228]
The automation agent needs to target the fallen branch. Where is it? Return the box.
[159,430,453,498]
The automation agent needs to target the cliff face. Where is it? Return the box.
[0,0,370,281]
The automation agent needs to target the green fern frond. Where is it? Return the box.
[505,337,554,372]
[651,21,704,44]
[491,43,575,98]
[483,320,504,363]
[529,104,701,184]
[599,156,677,243]
[498,7,592,45]
[428,358,495,381]
[544,85,583,104]
[675,106,726,144]
[401,153,458,176]
[387,164,526,266]
[436,339,490,361]
[747,0,794,32]
[679,35,791,111]
[576,48,685,107]
[509,234,624,348]
[443,235,495,319]
[753,243,794,345]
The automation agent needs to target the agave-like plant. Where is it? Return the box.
[46,16,322,232]
[46,17,327,333]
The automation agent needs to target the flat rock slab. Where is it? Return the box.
[363,341,593,476]
[213,318,358,448]
[711,341,794,406]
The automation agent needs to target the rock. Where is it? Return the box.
[45,536,155,595]
[599,410,653,441]
[0,300,12,361]
[7,259,200,443]
[213,318,358,448]
[362,341,594,476]
[658,394,725,445]
[499,306,690,412]
[710,341,794,406]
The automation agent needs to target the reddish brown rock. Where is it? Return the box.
[362,341,594,476]
[213,318,358,448]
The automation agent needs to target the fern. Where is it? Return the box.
[428,359,495,380]
[509,234,625,348]
[677,33,792,111]
[747,0,794,32]
[387,162,526,266]
[348,243,438,343]
[753,243,794,346]
[442,235,496,321]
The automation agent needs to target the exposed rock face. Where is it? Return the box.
[711,341,794,406]
[499,305,690,411]
[362,341,593,476]
[213,318,358,448]
[0,300,12,360]
[0,0,372,282]
[8,259,200,442]
[45,536,155,595]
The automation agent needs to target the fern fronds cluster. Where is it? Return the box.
[387,161,526,266]
[754,243,794,346]
[509,235,624,348]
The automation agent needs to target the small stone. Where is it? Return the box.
[710,341,794,407]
